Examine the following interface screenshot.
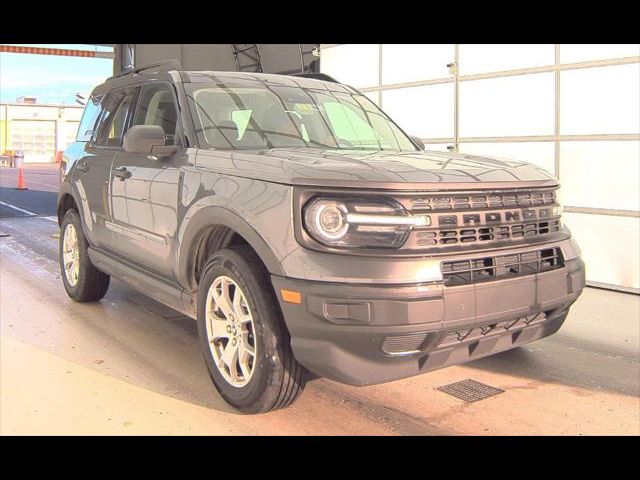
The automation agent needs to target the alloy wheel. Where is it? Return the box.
[205,276,257,388]
[62,223,80,287]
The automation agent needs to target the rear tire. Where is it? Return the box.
[59,209,110,302]
[197,245,306,413]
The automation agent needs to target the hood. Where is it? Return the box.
[195,147,558,191]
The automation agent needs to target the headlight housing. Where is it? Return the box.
[304,200,350,241]
[302,196,430,249]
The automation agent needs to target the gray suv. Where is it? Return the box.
[58,63,585,413]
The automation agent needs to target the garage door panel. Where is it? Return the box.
[559,141,640,211]
[321,44,379,89]
[381,83,454,139]
[459,73,555,137]
[459,44,554,75]
[560,64,640,135]
[560,44,640,64]
[10,120,56,163]
[382,44,454,84]
[563,212,639,290]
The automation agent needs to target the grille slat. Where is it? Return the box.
[416,219,561,247]
[410,189,556,212]
[441,248,564,286]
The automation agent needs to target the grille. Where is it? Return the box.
[395,187,562,253]
[416,219,561,246]
[381,332,428,355]
[441,247,564,286]
[409,189,555,212]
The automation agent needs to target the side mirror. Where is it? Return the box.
[123,125,177,157]
[409,136,425,150]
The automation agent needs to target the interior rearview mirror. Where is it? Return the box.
[123,125,177,157]
[409,135,425,150]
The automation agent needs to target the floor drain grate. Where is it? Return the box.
[437,379,504,403]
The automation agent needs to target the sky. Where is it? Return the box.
[0,44,114,105]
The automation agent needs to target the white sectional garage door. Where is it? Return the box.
[322,44,640,292]
[10,120,56,163]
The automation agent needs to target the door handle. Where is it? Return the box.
[113,166,132,181]
[76,161,89,173]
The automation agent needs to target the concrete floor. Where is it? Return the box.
[1,165,639,435]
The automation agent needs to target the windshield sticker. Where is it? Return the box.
[232,109,252,140]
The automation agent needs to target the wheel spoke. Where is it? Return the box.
[233,289,245,317]
[220,341,238,370]
[239,334,255,358]
[214,278,234,319]
[209,316,230,342]
[237,336,256,381]
[238,353,252,380]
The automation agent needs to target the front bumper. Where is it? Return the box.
[272,256,585,386]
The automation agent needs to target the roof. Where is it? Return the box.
[92,68,356,97]
[183,71,355,93]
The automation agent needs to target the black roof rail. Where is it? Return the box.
[108,59,183,80]
[291,73,340,83]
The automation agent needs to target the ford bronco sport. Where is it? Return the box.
[58,63,585,413]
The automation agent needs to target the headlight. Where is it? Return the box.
[305,200,349,241]
[302,197,430,249]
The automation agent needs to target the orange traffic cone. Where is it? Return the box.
[15,167,28,190]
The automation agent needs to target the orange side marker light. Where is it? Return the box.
[281,289,302,304]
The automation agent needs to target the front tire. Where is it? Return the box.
[59,209,110,302]
[197,245,306,413]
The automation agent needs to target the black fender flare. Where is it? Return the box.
[57,182,85,228]
[176,205,285,291]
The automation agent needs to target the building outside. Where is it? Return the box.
[0,98,83,163]
[321,44,640,292]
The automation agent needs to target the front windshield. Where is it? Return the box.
[187,83,417,151]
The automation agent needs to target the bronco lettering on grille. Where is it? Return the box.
[438,208,552,226]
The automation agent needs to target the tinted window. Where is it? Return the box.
[76,95,104,142]
[95,88,136,147]
[132,84,178,144]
